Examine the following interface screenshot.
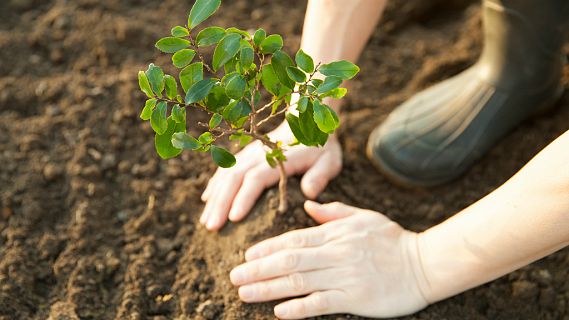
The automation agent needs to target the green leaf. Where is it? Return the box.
[230,132,253,147]
[209,113,223,128]
[150,101,168,135]
[225,74,247,99]
[155,117,185,159]
[210,145,236,168]
[155,37,190,53]
[188,0,221,29]
[172,132,201,150]
[225,27,251,39]
[261,64,281,97]
[185,78,216,104]
[286,113,309,145]
[146,64,165,96]
[271,50,295,89]
[222,99,251,124]
[199,132,215,145]
[321,87,347,99]
[171,104,186,123]
[286,66,307,83]
[138,71,154,98]
[313,99,339,134]
[311,79,323,87]
[179,62,203,93]
[265,152,277,168]
[164,75,178,99]
[259,34,283,54]
[295,49,315,73]
[319,60,360,80]
[253,28,266,47]
[316,75,342,94]
[299,102,328,146]
[140,98,157,120]
[204,85,230,112]
[171,26,189,37]
[172,49,196,68]
[297,96,309,113]
[212,33,241,72]
[240,46,254,71]
[196,26,226,46]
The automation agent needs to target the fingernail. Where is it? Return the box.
[239,285,255,301]
[274,304,288,318]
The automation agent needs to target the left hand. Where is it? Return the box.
[229,201,430,319]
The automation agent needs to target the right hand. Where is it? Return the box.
[200,122,343,231]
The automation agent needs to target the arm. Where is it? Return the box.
[301,0,386,111]
[200,0,386,231]
[418,130,569,303]
[230,130,569,319]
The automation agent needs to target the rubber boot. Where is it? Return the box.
[367,0,569,187]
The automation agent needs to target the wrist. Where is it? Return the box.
[402,231,433,305]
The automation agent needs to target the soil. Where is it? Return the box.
[1,0,568,319]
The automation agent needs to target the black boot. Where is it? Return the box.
[367,0,569,187]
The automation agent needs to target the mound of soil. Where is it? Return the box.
[1,0,568,319]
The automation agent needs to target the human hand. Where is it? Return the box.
[229,201,430,319]
[200,123,342,231]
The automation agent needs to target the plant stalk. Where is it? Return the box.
[276,159,288,213]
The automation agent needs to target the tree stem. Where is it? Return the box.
[276,159,288,213]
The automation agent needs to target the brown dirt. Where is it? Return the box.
[1,0,568,319]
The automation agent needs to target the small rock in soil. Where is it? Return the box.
[43,163,64,182]
[512,280,539,300]
[47,301,80,320]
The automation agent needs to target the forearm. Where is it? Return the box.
[301,0,386,111]
[417,130,569,303]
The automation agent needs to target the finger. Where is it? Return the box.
[231,247,344,286]
[244,226,329,261]
[300,149,342,200]
[228,164,280,222]
[202,142,262,202]
[200,181,220,224]
[304,200,359,224]
[237,268,343,303]
[203,173,244,231]
[201,171,218,202]
[274,290,348,319]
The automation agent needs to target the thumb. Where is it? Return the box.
[304,200,358,224]
[301,150,342,199]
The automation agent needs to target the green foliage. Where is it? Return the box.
[212,33,241,71]
[295,49,314,73]
[188,0,221,29]
[210,145,236,168]
[319,60,360,80]
[259,34,283,54]
[171,26,190,37]
[185,78,216,104]
[172,49,196,68]
[155,37,190,53]
[196,27,226,46]
[155,117,185,159]
[137,0,359,194]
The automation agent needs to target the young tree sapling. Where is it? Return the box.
[138,0,359,212]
